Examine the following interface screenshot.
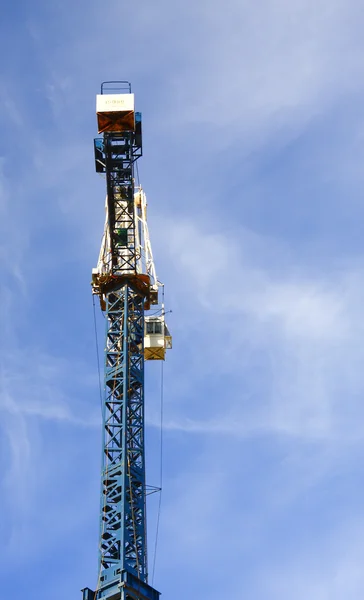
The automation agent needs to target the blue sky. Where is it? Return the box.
[2,0,364,598]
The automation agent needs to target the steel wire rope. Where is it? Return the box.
[95,344,122,596]
[127,452,141,578]
[95,296,141,596]
[151,285,166,585]
[93,143,140,599]
[92,291,108,600]
[151,360,164,586]
[126,308,142,581]
[92,295,104,412]
[94,304,124,599]
[92,299,167,595]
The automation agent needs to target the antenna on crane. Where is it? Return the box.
[82,82,171,600]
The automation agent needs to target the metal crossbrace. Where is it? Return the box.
[82,87,163,600]
[103,134,140,275]
[100,287,147,583]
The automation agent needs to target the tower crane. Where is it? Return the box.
[82,81,171,600]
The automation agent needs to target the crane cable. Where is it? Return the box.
[91,294,166,592]
[96,337,123,596]
[126,316,142,581]
[94,300,144,595]
[92,295,103,412]
[93,302,124,599]
[127,452,141,577]
[152,360,164,586]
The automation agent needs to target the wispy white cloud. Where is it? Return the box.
[0,349,100,427]
[152,216,364,442]
[121,0,364,155]
[2,1,364,599]
[0,343,101,567]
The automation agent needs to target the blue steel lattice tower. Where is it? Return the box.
[82,82,171,600]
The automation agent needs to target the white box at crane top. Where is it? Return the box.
[96,93,135,133]
[96,93,135,113]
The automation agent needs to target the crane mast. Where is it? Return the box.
[82,82,171,600]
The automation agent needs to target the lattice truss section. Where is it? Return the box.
[100,286,147,582]
[95,187,158,294]
[98,132,140,276]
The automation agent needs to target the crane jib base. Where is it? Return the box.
[82,570,160,600]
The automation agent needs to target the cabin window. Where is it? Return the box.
[146,321,163,335]
[146,322,154,334]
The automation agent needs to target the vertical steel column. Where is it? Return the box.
[98,284,147,593]
[83,85,160,600]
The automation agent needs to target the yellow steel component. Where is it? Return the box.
[92,272,152,310]
[145,347,166,361]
